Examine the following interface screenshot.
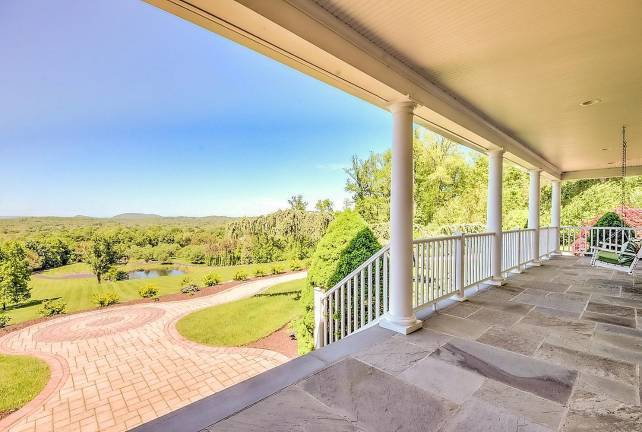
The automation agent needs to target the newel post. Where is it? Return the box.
[313,287,325,349]
[455,232,465,299]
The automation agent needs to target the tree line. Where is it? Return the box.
[345,129,642,240]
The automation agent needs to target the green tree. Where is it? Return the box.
[314,199,334,213]
[288,195,308,211]
[0,242,32,310]
[86,235,121,283]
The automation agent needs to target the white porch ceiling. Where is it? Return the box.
[148,0,642,179]
[310,0,642,175]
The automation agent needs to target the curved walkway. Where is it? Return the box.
[0,272,306,432]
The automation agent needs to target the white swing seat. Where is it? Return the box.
[590,238,642,274]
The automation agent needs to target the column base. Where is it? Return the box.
[528,260,542,267]
[379,313,423,335]
[452,294,468,302]
[487,276,506,286]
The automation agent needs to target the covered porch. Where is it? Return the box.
[136,256,642,431]
[138,1,642,431]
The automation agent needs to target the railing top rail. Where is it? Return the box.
[503,228,537,234]
[413,234,460,243]
[320,244,390,299]
[463,232,494,238]
[561,225,641,229]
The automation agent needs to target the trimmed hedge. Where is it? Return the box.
[295,211,380,354]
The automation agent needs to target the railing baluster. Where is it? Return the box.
[340,284,345,338]
[375,256,381,319]
[352,277,358,332]
[367,264,373,323]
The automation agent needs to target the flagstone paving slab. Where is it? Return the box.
[430,338,578,404]
[585,301,636,318]
[353,336,431,376]
[301,358,457,432]
[473,379,565,430]
[534,343,637,386]
[398,356,485,404]
[581,310,637,328]
[477,325,545,356]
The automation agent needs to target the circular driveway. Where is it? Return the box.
[0,272,305,432]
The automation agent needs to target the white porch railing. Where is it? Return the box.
[315,225,642,348]
[314,228,558,348]
[559,226,641,255]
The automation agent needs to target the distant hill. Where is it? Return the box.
[112,213,163,219]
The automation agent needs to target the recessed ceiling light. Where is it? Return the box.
[580,99,602,107]
[608,162,615,165]
[601,148,608,151]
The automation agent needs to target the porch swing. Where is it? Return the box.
[591,126,642,274]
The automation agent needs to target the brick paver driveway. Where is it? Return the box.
[0,272,305,432]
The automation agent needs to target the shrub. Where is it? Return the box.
[594,211,626,228]
[202,272,221,287]
[138,284,159,299]
[180,276,200,295]
[233,270,247,281]
[289,260,303,271]
[270,265,284,275]
[0,313,11,328]
[104,268,129,281]
[39,299,67,316]
[295,210,381,354]
[180,285,200,295]
[254,267,267,277]
[93,291,120,307]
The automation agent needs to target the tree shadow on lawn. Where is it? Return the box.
[4,297,62,311]
[254,290,302,300]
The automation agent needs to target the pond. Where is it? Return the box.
[127,269,186,280]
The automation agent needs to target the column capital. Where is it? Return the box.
[388,97,416,114]
[487,148,504,158]
[529,168,542,174]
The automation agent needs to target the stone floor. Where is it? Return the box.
[139,256,642,432]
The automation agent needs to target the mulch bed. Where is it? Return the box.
[0,272,299,338]
[246,324,299,359]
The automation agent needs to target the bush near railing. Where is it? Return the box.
[295,211,380,354]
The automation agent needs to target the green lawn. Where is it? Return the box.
[4,260,289,325]
[176,278,305,347]
[0,354,50,417]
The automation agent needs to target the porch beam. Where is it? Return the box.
[561,165,642,180]
[379,99,422,335]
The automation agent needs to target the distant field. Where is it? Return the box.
[4,260,289,325]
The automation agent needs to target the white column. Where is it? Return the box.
[380,99,422,335]
[551,180,561,254]
[529,169,542,264]
[487,149,505,284]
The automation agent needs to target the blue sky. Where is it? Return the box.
[0,0,392,217]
